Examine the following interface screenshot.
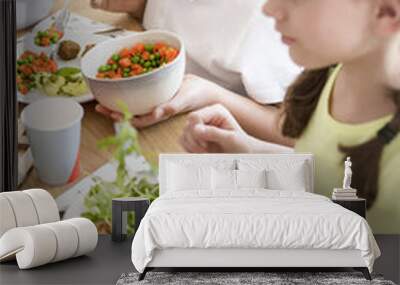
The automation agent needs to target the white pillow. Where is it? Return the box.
[212,168,236,190]
[238,159,308,191]
[167,162,212,191]
[236,169,267,189]
[211,169,268,190]
[266,163,307,191]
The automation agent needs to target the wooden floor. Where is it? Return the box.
[0,235,398,285]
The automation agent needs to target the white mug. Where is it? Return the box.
[21,98,84,186]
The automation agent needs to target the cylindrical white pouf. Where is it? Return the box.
[0,192,39,227]
[65,218,98,257]
[0,196,17,237]
[0,219,98,269]
[0,226,57,269]
[43,221,79,262]
[23,189,59,224]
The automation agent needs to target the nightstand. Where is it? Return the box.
[112,197,150,242]
[332,198,366,218]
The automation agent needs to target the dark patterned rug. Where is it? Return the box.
[116,271,396,285]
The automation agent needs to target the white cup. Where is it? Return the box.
[21,98,84,186]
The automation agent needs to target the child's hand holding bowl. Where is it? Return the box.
[95,74,229,128]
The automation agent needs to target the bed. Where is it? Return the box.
[131,154,380,281]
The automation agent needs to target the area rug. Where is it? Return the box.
[116,271,395,285]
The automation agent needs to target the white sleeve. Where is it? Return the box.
[142,0,168,30]
[143,0,301,104]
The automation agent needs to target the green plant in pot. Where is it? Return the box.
[81,101,159,234]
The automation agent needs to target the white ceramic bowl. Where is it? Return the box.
[81,30,186,116]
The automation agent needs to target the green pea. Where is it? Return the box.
[112,54,120,62]
[26,55,33,63]
[131,55,140,64]
[123,72,130,78]
[98,65,111,72]
[123,68,131,73]
[155,53,161,60]
[149,54,155,61]
[52,34,59,42]
[42,31,49,37]
[140,59,146,65]
[144,44,154,53]
[144,61,152,68]
[152,61,158,67]
[111,64,118,71]
[148,67,153,72]
[34,38,41,46]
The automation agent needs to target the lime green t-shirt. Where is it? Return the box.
[295,65,400,234]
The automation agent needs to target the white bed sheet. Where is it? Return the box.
[131,190,380,273]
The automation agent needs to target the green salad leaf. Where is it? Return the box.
[56,67,81,77]
[81,101,159,235]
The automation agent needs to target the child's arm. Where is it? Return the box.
[246,136,294,154]
[211,83,294,147]
[96,75,294,147]
[180,104,294,154]
[90,0,147,21]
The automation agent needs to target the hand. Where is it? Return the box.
[95,74,225,128]
[90,0,146,19]
[180,104,252,153]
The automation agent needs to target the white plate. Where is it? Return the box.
[17,29,110,104]
[32,11,114,37]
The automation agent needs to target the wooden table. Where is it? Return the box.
[17,0,186,197]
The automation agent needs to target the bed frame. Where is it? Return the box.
[138,154,372,281]
[140,248,371,280]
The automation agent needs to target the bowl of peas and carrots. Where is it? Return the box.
[81,30,185,116]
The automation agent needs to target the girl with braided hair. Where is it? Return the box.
[181,0,400,234]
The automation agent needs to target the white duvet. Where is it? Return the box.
[131,190,380,273]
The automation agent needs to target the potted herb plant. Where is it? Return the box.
[81,102,159,234]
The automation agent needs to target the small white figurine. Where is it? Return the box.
[343,157,353,190]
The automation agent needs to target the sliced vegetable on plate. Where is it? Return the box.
[16,51,58,95]
[16,51,88,98]
[34,26,64,47]
[36,67,88,97]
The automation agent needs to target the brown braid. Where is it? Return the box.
[282,66,333,138]
[339,100,400,209]
[282,67,400,209]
